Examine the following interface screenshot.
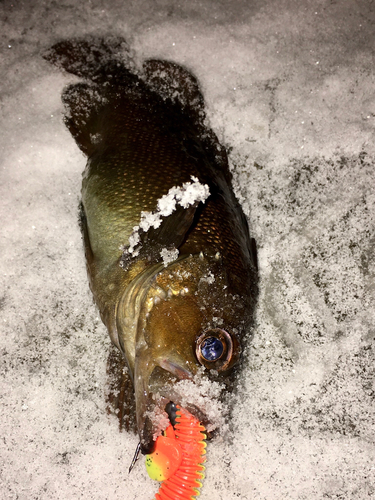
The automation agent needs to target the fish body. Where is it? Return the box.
[44,37,258,453]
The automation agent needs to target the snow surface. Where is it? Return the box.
[1,0,375,499]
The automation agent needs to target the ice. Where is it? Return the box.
[199,270,215,285]
[1,1,375,499]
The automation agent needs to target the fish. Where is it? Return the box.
[44,36,258,455]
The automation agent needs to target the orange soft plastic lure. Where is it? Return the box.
[146,406,206,500]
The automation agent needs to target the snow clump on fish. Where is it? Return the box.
[123,176,210,259]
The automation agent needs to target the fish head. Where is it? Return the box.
[118,253,248,454]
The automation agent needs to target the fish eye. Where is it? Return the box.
[200,337,224,361]
[195,328,239,372]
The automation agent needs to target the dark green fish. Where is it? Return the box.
[44,37,258,454]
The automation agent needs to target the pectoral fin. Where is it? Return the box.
[144,202,199,249]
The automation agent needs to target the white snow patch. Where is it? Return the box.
[199,270,215,285]
[171,367,226,434]
[160,247,179,267]
[126,176,209,255]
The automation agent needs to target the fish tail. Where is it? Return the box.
[42,35,133,80]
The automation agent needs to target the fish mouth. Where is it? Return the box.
[134,354,207,454]
[139,399,207,455]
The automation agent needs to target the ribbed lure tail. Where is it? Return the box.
[146,406,206,500]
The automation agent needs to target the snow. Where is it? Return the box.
[160,247,179,267]
[126,177,209,256]
[171,368,226,435]
[1,0,375,499]
[156,177,209,214]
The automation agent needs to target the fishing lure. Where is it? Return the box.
[146,406,206,500]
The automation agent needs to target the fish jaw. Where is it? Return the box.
[133,346,197,454]
[115,255,204,453]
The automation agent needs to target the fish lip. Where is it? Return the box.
[135,360,211,455]
[139,399,209,455]
[158,358,193,380]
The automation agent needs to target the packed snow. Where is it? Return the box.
[1,1,374,499]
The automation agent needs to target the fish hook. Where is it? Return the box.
[129,442,141,473]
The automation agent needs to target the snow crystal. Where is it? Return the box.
[153,176,209,219]
[144,406,170,441]
[160,247,179,267]
[199,270,215,285]
[128,228,140,253]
